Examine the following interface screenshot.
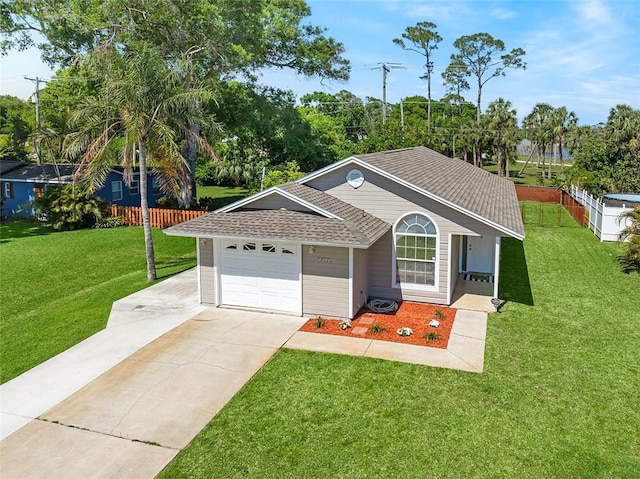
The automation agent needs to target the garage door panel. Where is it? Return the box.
[220,243,300,313]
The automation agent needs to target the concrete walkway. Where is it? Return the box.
[1,269,487,478]
[0,306,307,478]
[284,309,487,373]
[0,269,206,441]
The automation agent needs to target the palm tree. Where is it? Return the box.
[65,47,217,281]
[520,103,553,176]
[618,206,640,273]
[549,106,578,175]
[483,98,518,177]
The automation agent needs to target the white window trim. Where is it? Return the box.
[111,181,123,201]
[391,211,439,292]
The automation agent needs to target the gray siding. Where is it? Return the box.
[302,245,350,319]
[352,248,368,316]
[449,234,461,302]
[306,165,506,304]
[242,193,314,212]
[199,239,215,305]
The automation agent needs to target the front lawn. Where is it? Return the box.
[160,223,639,478]
[197,185,251,210]
[0,221,196,383]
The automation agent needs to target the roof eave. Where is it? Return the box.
[300,156,524,240]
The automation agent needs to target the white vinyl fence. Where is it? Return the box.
[570,186,633,242]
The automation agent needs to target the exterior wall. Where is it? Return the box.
[302,245,350,319]
[96,172,162,207]
[198,239,216,305]
[352,247,369,316]
[1,182,36,217]
[307,165,505,305]
[242,193,314,212]
[449,234,461,302]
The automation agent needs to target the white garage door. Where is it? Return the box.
[220,240,301,314]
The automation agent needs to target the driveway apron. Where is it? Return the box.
[0,308,306,478]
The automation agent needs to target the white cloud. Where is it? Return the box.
[575,0,613,26]
[490,8,516,20]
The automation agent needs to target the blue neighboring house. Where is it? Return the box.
[0,161,163,218]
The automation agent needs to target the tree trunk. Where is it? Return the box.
[517,145,535,176]
[139,141,157,282]
[178,123,200,208]
[427,76,432,131]
[559,138,564,169]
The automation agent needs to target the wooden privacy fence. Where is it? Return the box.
[108,205,207,228]
[515,185,587,227]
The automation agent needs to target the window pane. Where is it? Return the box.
[396,246,406,258]
[415,247,427,260]
[425,223,436,234]
[262,244,276,253]
[243,242,256,251]
[405,236,416,247]
[406,224,423,234]
[416,236,426,248]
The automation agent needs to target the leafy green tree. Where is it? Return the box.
[483,98,518,177]
[0,95,33,161]
[65,46,217,281]
[449,33,526,123]
[300,90,367,142]
[441,60,470,119]
[393,22,442,129]
[2,0,350,205]
[566,105,640,195]
[262,161,305,189]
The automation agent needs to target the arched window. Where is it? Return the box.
[394,213,438,287]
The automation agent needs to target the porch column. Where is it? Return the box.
[493,237,501,298]
[348,247,354,319]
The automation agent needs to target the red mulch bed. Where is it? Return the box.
[299,301,456,349]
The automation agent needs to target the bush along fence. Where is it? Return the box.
[569,186,634,242]
[515,185,587,227]
[107,205,207,229]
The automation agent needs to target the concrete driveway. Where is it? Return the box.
[0,308,306,478]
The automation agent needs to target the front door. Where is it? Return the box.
[465,236,495,273]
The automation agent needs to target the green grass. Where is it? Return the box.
[0,221,196,383]
[519,200,578,227]
[484,159,566,186]
[160,223,639,478]
[197,185,250,210]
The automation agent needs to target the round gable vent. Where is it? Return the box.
[346,168,365,189]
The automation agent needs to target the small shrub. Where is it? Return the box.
[424,331,441,343]
[33,184,106,231]
[312,316,326,328]
[397,327,412,337]
[368,322,386,334]
[94,216,123,228]
[339,320,351,330]
[155,196,180,209]
[432,308,445,321]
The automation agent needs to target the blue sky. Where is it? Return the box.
[1,0,638,125]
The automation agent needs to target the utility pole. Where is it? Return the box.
[25,76,47,164]
[371,63,404,125]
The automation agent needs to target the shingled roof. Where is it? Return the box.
[303,146,525,239]
[164,183,390,247]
